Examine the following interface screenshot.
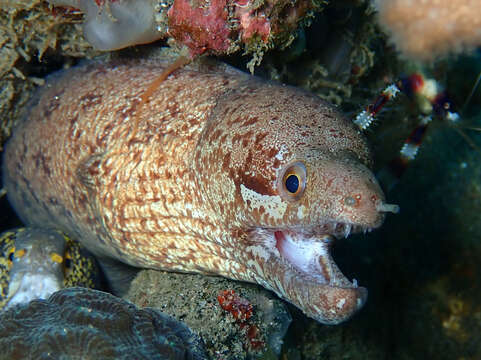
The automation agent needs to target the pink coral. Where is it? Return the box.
[235,0,271,42]
[167,0,317,56]
[167,0,232,56]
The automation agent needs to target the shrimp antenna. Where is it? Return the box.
[461,69,481,112]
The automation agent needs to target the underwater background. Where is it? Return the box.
[0,0,480,359]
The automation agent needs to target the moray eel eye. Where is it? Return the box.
[285,174,300,193]
[279,162,306,201]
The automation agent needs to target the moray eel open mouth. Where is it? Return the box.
[273,224,368,287]
[247,222,373,324]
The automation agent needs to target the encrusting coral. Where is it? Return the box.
[48,0,323,68]
[374,0,481,61]
[0,287,207,360]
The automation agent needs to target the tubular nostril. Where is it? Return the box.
[376,202,400,214]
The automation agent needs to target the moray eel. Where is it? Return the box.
[0,228,99,309]
[3,55,397,324]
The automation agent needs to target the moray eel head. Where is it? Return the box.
[196,83,397,324]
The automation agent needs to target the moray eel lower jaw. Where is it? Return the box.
[245,225,371,324]
[6,273,62,310]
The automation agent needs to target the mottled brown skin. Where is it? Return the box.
[3,57,389,324]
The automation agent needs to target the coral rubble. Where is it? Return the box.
[125,269,292,359]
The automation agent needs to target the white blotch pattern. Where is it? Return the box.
[240,184,287,219]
